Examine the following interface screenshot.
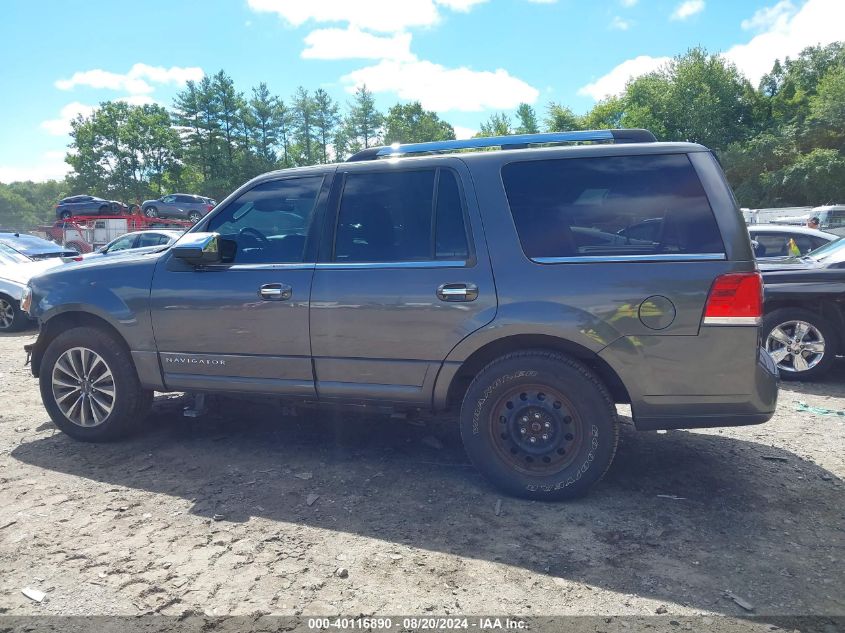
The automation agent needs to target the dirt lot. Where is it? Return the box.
[0,329,843,628]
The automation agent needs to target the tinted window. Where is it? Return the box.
[435,170,469,259]
[207,177,322,264]
[502,154,724,259]
[137,232,172,247]
[334,168,468,263]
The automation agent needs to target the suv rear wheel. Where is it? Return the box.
[40,326,152,441]
[188,211,202,223]
[763,307,837,380]
[460,351,619,500]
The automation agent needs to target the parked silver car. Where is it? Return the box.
[79,229,183,261]
[0,243,62,331]
[141,194,215,223]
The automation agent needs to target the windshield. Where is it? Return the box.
[0,234,60,251]
[0,242,31,264]
[806,236,845,263]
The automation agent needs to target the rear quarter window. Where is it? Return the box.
[501,153,725,260]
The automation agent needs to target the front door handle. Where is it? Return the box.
[259,283,292,301]
[437,283,478,302]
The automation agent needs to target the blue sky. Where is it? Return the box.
[1,0,842,182]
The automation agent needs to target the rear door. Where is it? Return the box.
[149,173,331,395]
[309,159,496,405]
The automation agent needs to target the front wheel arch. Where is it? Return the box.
[31,311,131,378]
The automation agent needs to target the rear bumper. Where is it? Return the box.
[599,329,779,431]
[633,348,778,431]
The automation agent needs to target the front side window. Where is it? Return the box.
[334,168,469,263]
[106,234,137,252]
[502,154,725,260]
[207,177,323,264]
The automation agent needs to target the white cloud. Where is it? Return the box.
[577,55,670,100]
[303,27,414,61]
[726,0,845,84]
[0,151,70,183]
[671,0,705,21]
[56,63,203,95]
[610,16,631,30]
[247,0,440,32]
[453,125,477,139]
[741,0,795,31]
[40,102,97,136]
[342,59,540,112]
[621,0,638,6]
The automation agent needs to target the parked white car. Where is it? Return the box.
[0,243,63,331]
[748,224,838,259]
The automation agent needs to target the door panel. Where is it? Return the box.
[150,264,316,395]
[149,173,331,395]
[310,160,496,405]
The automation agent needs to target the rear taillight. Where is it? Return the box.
[206,204,213,212]
[702,272,763,326]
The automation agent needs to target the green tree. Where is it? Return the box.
[244,83,284,173]
[382,101,455,144]
[477,112,512,136]
[291,87,317,165]
[544,103,583,132]
[514,103,539,134]
[623,47,758,148]
[345,85,383,149]
[313,89,340,163]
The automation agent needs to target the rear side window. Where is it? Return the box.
[334,168,469,263]
[502,154,724,260]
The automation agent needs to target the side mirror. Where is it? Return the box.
[172,232,221,266]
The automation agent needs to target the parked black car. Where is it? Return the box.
[24,130,778,500]
[760,237,845,380]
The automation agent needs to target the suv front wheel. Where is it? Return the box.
[460,351,619,500]
[40,326,152,441]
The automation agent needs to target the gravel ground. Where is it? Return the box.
[0,328,843,629]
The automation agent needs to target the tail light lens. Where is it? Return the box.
[702,272,763,325]
[206,204,213,212]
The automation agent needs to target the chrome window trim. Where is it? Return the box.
[702,316,761,326]
[316,260,467,270]
[532,253,726,264]
[205,262,316,271]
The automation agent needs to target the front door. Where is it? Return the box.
[309,160,496,405]
[149,173,331,395]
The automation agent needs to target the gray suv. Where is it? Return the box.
[23,130,778,500]
[141,194,214,223]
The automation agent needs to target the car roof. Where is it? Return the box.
[748,225,838,239]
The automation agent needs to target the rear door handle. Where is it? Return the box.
[437,283,478,302]
[259,283,292,301]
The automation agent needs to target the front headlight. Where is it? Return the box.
[20,285,32,316]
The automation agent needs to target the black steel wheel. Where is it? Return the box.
[460,350,619,500]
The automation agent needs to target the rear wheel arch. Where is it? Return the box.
[443,334,630,410]
[31,311,132,378]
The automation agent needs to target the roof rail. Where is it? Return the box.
[346,129,657,162]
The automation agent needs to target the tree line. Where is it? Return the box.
[2,43,844,230]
